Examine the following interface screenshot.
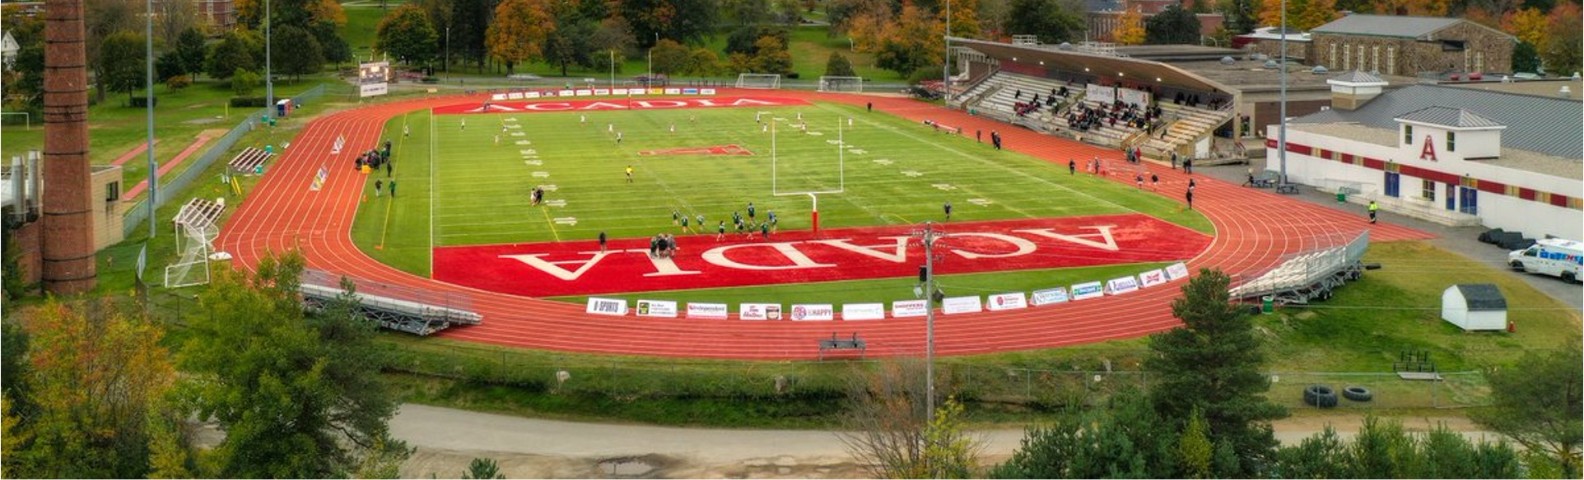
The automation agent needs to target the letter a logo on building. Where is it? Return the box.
[1420,135,1437,161]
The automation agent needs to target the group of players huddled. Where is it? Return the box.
[669,201,779,244]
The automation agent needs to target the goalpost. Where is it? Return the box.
[818,76,864,93]
[165,198,223,288]
[769,115,845,232]
[735,73,782,89]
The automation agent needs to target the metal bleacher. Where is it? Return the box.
[967,72,1081,128]
[1229,231,1370,305]
[299,269,482,336]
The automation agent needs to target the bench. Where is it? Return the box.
[229,147,273,174]
[1276,183,1300,194]
[1250,171,1281,188]
[818,333,866,360]
[172,197,224,233]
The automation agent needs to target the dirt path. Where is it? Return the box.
[109,140,157,166]
[388,403,1497,478]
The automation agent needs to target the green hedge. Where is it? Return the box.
[131,96,158,108]
[229,97,268,107]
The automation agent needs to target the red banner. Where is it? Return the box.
[432,215,1211,297]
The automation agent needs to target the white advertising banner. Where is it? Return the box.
[701,88,717,95]
[524,91,542,99]
[1085,84,1115,105]
[892,300,929,318]
[613,88,629,95]
[574,89,592,96]
[1118,87,1151,107]
[1071,281,1105,300]
[635,299,678,318]
[491,93,507,101]
[1165,262,1190,281]
[359,83,388,98]
[594,89,610,95]
[1031,287,1070,306]
[942,296,983,315]
[842,303,886,321]
[686,302,729,319]
[507,92,524,100]
[586,297,628,316]
[790,304,836,321]
[664,88,682,95]
[1137,269,1169,288]
[739,303,782,321]
[986,292,1029,311]
[559,89,575,97]
[1106,275,1141,295]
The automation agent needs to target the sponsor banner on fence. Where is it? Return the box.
[1106,275,1141,295]
[686,302,729,319]
[892,300,929,318]
[740,303,782,321]
[790,304,835,321]
[987,292,1029,311]
[613,88,629,95]
[594,89,610,95]
[525,91,542,99]
[842,303,885,320]
[702,88,717,95]
[683,88,699,95]
[664,88,682,94]
[586,297,628,316]
[1137,269,1168,288]
[1165,262,1190,281]
[559,89,575,97]
[1085,84,1115,105]
[1031,287,1070,306]
[942,296,983,315]
[359,83,388,97]
[1071,281,1105,300]
[635,299,677,318]
[575,89,593,96]
[506,92,523,100]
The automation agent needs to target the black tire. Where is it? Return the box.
[1304,385,1337,408]
[1343,386,1373,402]
[1510,260,1526,271]
[1563,271,1578,284]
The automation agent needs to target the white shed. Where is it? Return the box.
[1441,284,1508,331]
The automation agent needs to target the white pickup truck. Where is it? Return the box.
[1509,238,1584,283]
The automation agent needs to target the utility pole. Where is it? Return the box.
[1277,0,1289,188]
[445,26,450,77]
[144,0,156,238]
[943,0,951,106]
[915,221,944,422]
[265,0,273,112]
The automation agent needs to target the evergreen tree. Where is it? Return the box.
[1145,4,1201,44]
[825,51,858,76]
[1145,269,1286,477]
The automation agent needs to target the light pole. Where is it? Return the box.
[265,0,273,113]
[445,26,450,77]
[916,222,943,425]
[609,50,615,89]
[647,33,657,86]
[145,0,156,238]
[943,0,951,106]
[1277,0,1289,188]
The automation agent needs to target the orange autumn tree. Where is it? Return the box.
[1501,7,1548,47]
[1114,5,1147,45]
[486,0,556,75]
[1257,0,1303,30]
[5,300,178,478]
[1369,0,1448,16]
[1294,0,1338,31]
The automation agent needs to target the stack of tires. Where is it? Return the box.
[1304,385,1373,408]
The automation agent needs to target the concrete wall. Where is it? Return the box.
[90,166,124,251]
[1266,126,1584,240]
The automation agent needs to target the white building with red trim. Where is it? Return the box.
[1266,72,1582,241]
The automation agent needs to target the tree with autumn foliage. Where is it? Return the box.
[1256,0,1301,29]
[1541,1,1582,75]
[1501,7,1548,46]
[1,300,179,478]
[1293,0,1339,31]
[486,0,556,75]
[1113,5,1147,45]
[1369,0,1449,16]
[875,3,945,77]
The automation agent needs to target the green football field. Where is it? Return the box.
[349,100,1212,303]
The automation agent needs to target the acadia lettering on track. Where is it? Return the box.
[433,214,1212,297]
[432,97,812,115]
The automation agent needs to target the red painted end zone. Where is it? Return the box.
[432,214,1211,297]
[432,96,811,115]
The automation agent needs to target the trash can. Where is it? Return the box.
[1336,190,1347,203]
[1261,295,1274,314]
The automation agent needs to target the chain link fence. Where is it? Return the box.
[122,85,328,237]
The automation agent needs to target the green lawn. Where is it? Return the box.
[349,100,1211,300]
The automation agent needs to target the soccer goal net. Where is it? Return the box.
[736,73,782,89]
[818,76,863,93]
[165,198,224,288]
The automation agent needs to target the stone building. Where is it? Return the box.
[1085,0,1223,44]
[1309,14,1515,76]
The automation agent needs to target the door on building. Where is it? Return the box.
[1459,186,1479,215]
[1445,183,1456,210]
[1384,172,1401,198]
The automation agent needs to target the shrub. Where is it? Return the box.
[228,97,268,107]
[165,75,191,90]
[130,96,158,108]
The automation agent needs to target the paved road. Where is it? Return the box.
[389,403,1498,478]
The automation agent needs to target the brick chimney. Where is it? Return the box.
[1326,70,1389,111]
[41,0,96,294]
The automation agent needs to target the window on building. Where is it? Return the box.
[1387,47,1396,75]
[1358,45,1367,69]
[1343,45,1351,70]
[1403,125,1412,145]
[1330,44,1338,69]
[1448,131,1456,152]
[105,182,119,201]
[1372,45,1380,72]
[1475,52,1484,72]
[1422,179,1435,202]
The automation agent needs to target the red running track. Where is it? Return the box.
[217,89,1431,360]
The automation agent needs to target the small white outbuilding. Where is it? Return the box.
[1441,284,1508,331]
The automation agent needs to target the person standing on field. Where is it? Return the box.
[598,231,607,253]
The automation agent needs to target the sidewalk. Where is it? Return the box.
[1168,149,1580,310]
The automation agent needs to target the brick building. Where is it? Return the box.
[1309,14,1515,76]
[1085,0,1222,44]
[195,0,235,31]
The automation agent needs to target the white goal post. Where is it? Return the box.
[769,116,846,232]
[735,73,782,89]
[818,76,864,93]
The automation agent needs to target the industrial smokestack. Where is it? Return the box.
[41,0,96,294]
